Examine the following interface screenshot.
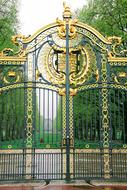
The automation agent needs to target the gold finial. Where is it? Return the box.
[63,1,72,19]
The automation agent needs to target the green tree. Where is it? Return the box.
[0,0,19,50]
[75,0,127,46]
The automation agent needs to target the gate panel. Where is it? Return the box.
[73,88,101,149]
[109,88,127,148]
[73,151,103,179]
[73,87,103,179]
[0,150,25,181]
[32,150,65,180]
[110,151,127,179]
[34,88,62,149]
[0,88,25,149]
[0,3,127,182]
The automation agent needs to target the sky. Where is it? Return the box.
[19,0,87,36]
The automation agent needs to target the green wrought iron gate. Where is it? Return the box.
[0,4,127,181]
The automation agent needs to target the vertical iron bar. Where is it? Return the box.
[56,92,58,144]
[39,88,41,144]
[109,89,112,148]
[52,91,53,144]
[118,90,120,138]
[47,89,49,143]
[122,92,125,142]
[43,89,45,143]
[65,22,70,180]
[94,90,97,141]
[81,93,84,141]
[86,91,88,141]
[114,90,116,140]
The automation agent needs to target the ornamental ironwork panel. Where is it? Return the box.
[0,3,127,181]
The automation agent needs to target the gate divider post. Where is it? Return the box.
[25,52,34,179]
[101,54,110,179]
[65,19,70,181]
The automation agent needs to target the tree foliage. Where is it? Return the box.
[75,0,127,46]
[0,0,19,50]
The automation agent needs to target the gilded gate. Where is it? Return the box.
[0,4,127,181]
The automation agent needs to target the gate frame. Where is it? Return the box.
[0,3,127,181]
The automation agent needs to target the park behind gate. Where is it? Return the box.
[0,4,127,182]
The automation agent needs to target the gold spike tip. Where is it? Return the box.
[63,1,72,19]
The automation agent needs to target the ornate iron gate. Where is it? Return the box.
[0,4,127,181]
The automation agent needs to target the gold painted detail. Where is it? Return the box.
[107,36,122,57]
[75,149,100,153]
[59,88,77,96]
[101,54,109,148]
[0,48,14,56]
[45,46,65,85]
[0,59,26,65]
[69,96,74,147]
[62,96,66,147]
[12,34,27,46]
[103,149,110,179]
[59,88,66,96]
[78,83,127,95]
[0,51,26,65]
[8,71,16,77]
[44,43,97,87]
[109,83,127,91]
[70,44,97,85]
[36,83,58,91]
[112,148,127,153]
[0,83,24,93]
[3,75,20,84]
[57,2,77,39]
[78,83,99,91]
[101,54,110,179]
[114,72,127,85]
[28,53,33,81]
[0,82,58,95]
[63,2,72,19]
[108,55,127,64]
[25,149,32,179]
[70,148,74,178]
[118,72,127,78]
[102,88,109,148]
[62,148,66,177]
[26,87,33,148]
[76,25,109,50]
[26,27,57,53]
[57,18,77,39]
[108,36,127,65]
[1,66,23,84]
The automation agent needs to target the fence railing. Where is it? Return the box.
[0,151,127,181]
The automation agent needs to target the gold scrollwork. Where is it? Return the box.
[45,46,66,84]
[57,18,77,39]
[0,48,14,56]
[108,36,127,60]
[44,43,97,86]
[58,88,77,96]
[12,34,27,47]
[56,2,77,39]
[3,71,21,84]
[114,72,127,85]
[70,44,97,85]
